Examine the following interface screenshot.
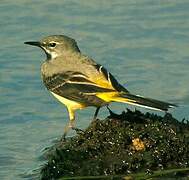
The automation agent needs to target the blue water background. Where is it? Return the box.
[0,0,189,179]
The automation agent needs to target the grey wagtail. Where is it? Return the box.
[25,35,176,137]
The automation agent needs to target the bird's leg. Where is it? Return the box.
[92,107,101,121]
[63,108,84,141]
[106,105,112,114]
[106,105,116,116]
[62,108,76,140]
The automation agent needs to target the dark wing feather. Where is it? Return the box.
[94,64,129,93]
[42,71,114,106]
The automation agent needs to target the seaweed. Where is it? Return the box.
[40,109,189,179]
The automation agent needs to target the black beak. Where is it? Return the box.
[24,41,41,47]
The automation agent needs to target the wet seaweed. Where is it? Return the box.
[40,109,189,179]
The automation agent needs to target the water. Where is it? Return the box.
[1,0,189,179]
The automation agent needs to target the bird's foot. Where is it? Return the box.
[61,133,67,142]
[92,117,99,122]
[106,106,119,118]
[72,127,84,134]
[61,121,84,141]
[107,106,115,115]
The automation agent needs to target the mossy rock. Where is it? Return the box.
[40,109,189,179]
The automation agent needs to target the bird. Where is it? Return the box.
[25,35,176,138]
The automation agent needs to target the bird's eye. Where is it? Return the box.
[48,42,56,48]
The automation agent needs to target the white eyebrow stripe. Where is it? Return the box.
[49,41,60,44]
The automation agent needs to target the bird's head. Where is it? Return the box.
[24,35,80,60]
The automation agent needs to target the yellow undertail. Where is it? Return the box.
[96,92,175,111]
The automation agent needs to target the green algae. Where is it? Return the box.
[40,109,189,179]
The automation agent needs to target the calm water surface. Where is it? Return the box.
[0,0,189,179]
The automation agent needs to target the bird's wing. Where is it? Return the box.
[43,71,116,92]
[42,57,129,105]
[42,71,115,105]
[90,63,129,93]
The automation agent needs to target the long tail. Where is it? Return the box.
[112,93,177,111]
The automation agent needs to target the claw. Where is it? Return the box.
[107,106,114,115]
[72,127,84,134]
[61,133,67,142]
[106,105,119,118]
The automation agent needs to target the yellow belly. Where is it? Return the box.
[50,92,86,110]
